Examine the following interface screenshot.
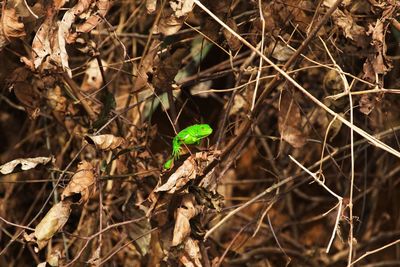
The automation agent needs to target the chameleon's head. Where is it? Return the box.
[196,124,213,138]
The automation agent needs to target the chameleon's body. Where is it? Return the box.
[164,124,213,169]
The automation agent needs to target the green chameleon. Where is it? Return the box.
[163,124,213,169]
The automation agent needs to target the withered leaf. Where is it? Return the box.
[172,195,200,246]
[156,157,196,193]
[222,18,241,51]
[47,86,67,112]
[0,156,53,175]
[179,237,203,267]
[155,14,185,36]
[146,0,157,14]
[124,194,151,255]
[1,8,26,39]
[278,90,307,148]
[34,201,71,251]
[61,161,95,203]
[363,19,392,82]
[81,59,107,92]
[157,152,217,193]
[359,94,376,115]
[169,0,194,18]
[85,134,125,151]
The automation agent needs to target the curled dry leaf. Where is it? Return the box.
[124,194,151,255]
[146,0,157,13]
[359,94,376,115]
[85,134,125,150]
[278,90,307,148]
[47,86,67,112]
[330,9,366,46]
[154,0,194,36]
[169,0,194,18]
[156,158,196,193]
[172,194,201,246]
[222,18,241,51]
[270,41,294,61]
[363,19,392,82]
[181,239,202,267]
[62,161,95,203]
[179,237,203,267]
[65,0,110,43]
[157,152,217,193]
[1,8,26,39]
[0,156,53,175]
[81,59,108,92]
[34,201,71,251]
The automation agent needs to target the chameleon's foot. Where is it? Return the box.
[163,158,174,169]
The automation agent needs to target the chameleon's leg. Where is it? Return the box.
[172,138,181,159]
[163,158,174,169]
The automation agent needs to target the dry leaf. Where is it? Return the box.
[363,19,392,82]
[172,195,200,246]
[179,237,203,267]
[0,156,53,175]
[47,86,67,112]
[10,68,41,119]
[155,14,185,36]
[85,134,125,150]
[278,90,307,148]
[270,41,294,61]
[157,152,217,193]
[359,94,376,115]
[222,18,241,51]
[156,158,196,193]
[146,0,157,13]
[81,59,107,92]
[62,161,95,203]
[46,246,63,266]
[1,8,26,39]
[124,194,151,255]
[169,0,194,18]
[34,201,71,251]
[66,0,110,43]
[330,8,367,47]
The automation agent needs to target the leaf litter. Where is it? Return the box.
[1,0,400,266]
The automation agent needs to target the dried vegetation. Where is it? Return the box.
[1,0,400,266]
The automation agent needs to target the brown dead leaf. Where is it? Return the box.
[62,161,95,203]
[1,8,26,39]
[81,59,107,92]
[0,156,53,175]
[34,201,71,251]
[170,0,194,18]
[155,13,185,36]
[152,47,187,91]
[222,18,241,51]
[146,0,157,13]
[278,90,307,148]
[124,194,151,255]
[330,8,367,47]
[66,0,110,43]
[156,158,196,193]
[359,94,376,115]
[363,19,392,82]
[270,41,294,61]
[47,86,67,112]
[9,68,41,119]
[179,237,203,267]
[154,0,194,36]
[85,134,125,150]
[173,194,201,246]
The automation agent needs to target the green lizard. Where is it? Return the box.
[163,124,213,169]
